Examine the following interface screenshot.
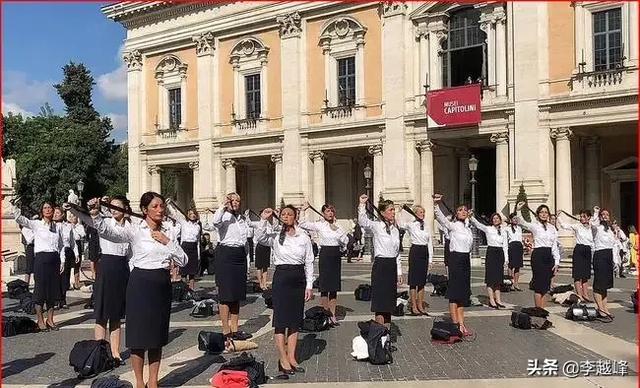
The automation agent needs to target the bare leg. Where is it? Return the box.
[487,286,496,306]
[94,321,107,340]
[262,271,269,290]
[534,292,545,308]
[130,349,145,388]
[219,303,231,335]
[35,305,46,330]
[24,273,31,284]
[417,288,427,312]
[109,320,122,359]
[74,271,81,289]
[320,295,329,311]
[46,307,55,326]
[456,306,465,330]
[256,269,263,289]
[147,348,162,388]
[229,302,240,333]
[409,288,418,312]
[495,289,502,305]
[286,330,300,366]
[574,280,583,299]
[274,332,291,369]
[328,296,338,320]
[449,302,458,324]
[514,271,521,289]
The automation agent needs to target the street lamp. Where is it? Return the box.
[468,154,479,256]
[363,164,373,257]
[77,179,85,204]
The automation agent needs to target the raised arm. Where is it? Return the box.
[555,215,576,232]
[166,200,187,223]
[304,236,315,289]
[166,231,188,267]
[590,207,601,226]
[427,232,434,264]
[74,223,86,239]
[254,210,278,247]
[515,209,535,232]
[434,203,452,231]
[501,229,509,263]
[67,206,95,228]
[469,215,488,233]
[212,201,229,227]
[92,215,134,243]
[13,206,35,229]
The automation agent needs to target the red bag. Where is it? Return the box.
[211,369,250,388]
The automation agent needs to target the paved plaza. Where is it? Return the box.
[3,258,638,387]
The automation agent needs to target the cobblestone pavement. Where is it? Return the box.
[3,259,637,387]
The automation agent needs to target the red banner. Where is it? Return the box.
[427,84,482,127]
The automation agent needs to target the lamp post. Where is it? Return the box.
[77,179,85,205]
[468,154,479,256]
[363,164,373,257]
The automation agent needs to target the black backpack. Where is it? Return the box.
[565,304,597,321]
[69,340,114,379]
[18,293,36,315]
[90,375,132,388]
[219,352,267,388]
[354,284,371,301]
[430,320,462,341]
[262,290,273,309]
[2,315,38,337]
[198,331,226,354]
[432,281,448,296]
[171,281,189,302]
[7,279,29,299]
[511,311,532,329]
[632,289,638,313]
[521,307,549,318]
[550,284,574,295]
[357,320,392,365]
[190,300,217,318]
[393,303,405,317]
[246,281,262,294]
[301,307,332,332]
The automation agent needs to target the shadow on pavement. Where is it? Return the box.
[159,354,226,386]
[2,352,55,378]
[296,333,327,363]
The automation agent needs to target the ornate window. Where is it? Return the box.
[319,16,366,111]
[155,55,187,131]
[593,8,623,71]
[230,37,269,133]
[441,8,487,87]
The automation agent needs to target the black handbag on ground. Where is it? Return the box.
[565,304,597,321]
[430,320,462,341]
[357,320,393,365]
[520,306,549,318]
[18,292,36,315]
[510,311,532,330]
[550,284,574,295]
[197,331,226,354]
[171,281,189,302]
[302,306,332,332]
[246,281,262,294]
[90,375,132,388]
[393,303,405,317]
[69,340,114,379]
[7,279,29,299]
[219,352,267,388]
[2,315,38,337]
[190,300,217,318]
[354,284,371,301]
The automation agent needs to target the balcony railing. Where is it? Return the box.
[321,97,361,119]
[157,126,182,140]
[570,66,630,94]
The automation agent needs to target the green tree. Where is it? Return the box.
[516,184,531,222]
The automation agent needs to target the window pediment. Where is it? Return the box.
[229,37,270,68]
[155,55,187,80]
[319,16,367,53]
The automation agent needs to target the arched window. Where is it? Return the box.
[441,8,487,87]
[155,55,188,130]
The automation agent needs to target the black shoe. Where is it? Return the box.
[488,303,499,309]
[46,322,59,331]
[278,361,295,375]
[620,274,626,278]
[496,303,506,309]
[291,365,305,373]
[232,331,253,340]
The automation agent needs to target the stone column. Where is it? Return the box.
[123,50,143,209]
[368,144,383,200]
[148,165,162,194]
[494,7,507,97]
[584,136,601,208]
[550,127,573,214]
[222,159,237,195]
[426,16,447,90]
[271,154,283,207]
[189,161,199,209]
[309,151,325,208]
[417,140,435,229]
[277,12,305,206]
[491,132,510,214]
[480,11,496,87]
[381,2,410,202]
[193,31,217,208]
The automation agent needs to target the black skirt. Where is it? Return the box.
[87,227,101,262]
[592,249,614,293]
[447,251,471,306]
[319,246,342,292]
[484,246,505,288]
[94,254,129,322]
[370,257,397,313]
[33,252,61,309]
[572,244,592,281]
[126,268,171,349]
[180,241,199,276]
[272,265,305,330]
[254,244,271,270]
[215,245,247,303]
[444,239,451,267]
[531,247,554,294]
[508,241,524,269]
[408,244,429,288]
[25,244,35,274]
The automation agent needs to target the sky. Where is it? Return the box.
[2,2,128,141]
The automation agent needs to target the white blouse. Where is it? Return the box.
[213,206,250,247]
[357,205,402,276]
[470,217,508,261]
[21,226,35,245]
[397,219,434,263]
[506,225,523,243]
[516,210,561,266]
[254,221,315,289]
[557,217,594,247]
[14,207,64,258]
[71,208,130,257]
[434,205,473,254]
[298,214,349,248]
[92,216,187,270]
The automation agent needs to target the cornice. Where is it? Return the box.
[103,1,222,29]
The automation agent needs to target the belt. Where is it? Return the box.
[276,264,303,270]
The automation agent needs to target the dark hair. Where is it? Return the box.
[536,204,550,230]
[321,204,336,213]
[110,195,132,222]
[579,209,592,218]
[40,201,56,217]
[139,191,166,215]
[454,204,468,223]
[509,212,517,232]
[278,204,299,245]
[187,208,200,221]
[490,212,502,234]
[377,200,395,234]
[599,208,611,232]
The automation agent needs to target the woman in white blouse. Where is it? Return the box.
[88,192,187,388]
[299,202,348,325]
[67,195,132,364]
[506,213,524,291]
[433,194,473,336]
[255,205,314,375]
[397,205,434,315]
[357,194,403,327]
[470,213,508,309]
[14,201,64,331]
[590,207,618,319]
[557,209,595,302]
[251,209,276,291]
[515,202,560,309]
[167,202,201,291]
